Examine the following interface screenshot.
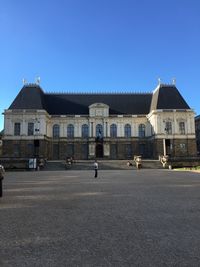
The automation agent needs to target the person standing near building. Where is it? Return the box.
[94,160,98,178]
[0,164,5,197]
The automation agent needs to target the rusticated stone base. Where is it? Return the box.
[153,138,197,158]
[2,137,197,160]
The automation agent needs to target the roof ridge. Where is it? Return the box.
[45,91,152,95]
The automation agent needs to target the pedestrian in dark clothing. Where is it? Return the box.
[94,160,98,178]
[0,165,5,197]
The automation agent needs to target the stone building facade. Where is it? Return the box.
[195,115,200,154]
[2,82,197,160]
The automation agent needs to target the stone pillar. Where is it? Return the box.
[89,143,95,158]
[163,139,166,156]
[103,121,107,137]
[22,120,26,135]
[39,118,46,136]
[107,122,110,137]
[93,122,95,137]
[104,143,110,157]
[90,122,94,137]
[117,123,120,137]
[60,123,64,137]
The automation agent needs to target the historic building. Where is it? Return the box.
[2,82,197,160]
[0,130,3,156]
[195,115,200,154]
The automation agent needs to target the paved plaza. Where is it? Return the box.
[0,169,200,267]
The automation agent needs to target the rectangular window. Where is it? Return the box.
[66,144,74,157]
[13,144,20,157]
[27,143,34,157]
[165,122,172,134]
[14,123,21,136]
[28,123,34,136]
[180,143,186,150]
[82,144,88,159]
[110,144,117,159]
[125,144,132,159]
[179,122,185,135]
[139,144,146,157]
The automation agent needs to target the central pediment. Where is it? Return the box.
[89,103,109,117]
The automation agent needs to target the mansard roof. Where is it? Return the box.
[9,84,46,110]
[8,83,190,115]
[150,84,190,111]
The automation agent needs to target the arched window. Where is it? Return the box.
[124,124,131,138]
[82,124,89,138]
[138,124,145,138]
[110,124,117,138]
[53,124,60,138]
[96,124,103,138]
[67,124,74,138]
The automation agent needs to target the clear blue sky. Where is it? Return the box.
[1,0,200,130]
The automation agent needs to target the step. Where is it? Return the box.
[43,160,163,170]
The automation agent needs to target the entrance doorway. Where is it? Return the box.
[165,139,171,156]
[96,144,103,158]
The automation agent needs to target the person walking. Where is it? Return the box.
[94,160,98,178]
[0,165,5,197]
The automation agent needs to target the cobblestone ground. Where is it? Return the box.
[0,169,200,267]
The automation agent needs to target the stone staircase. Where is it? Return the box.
[42,160,66,171]
[141,159,163,169]
[43,159,163,171]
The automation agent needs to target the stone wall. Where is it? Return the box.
[2,137,198,160]
[154,138,197,158]
[2,139,49,159]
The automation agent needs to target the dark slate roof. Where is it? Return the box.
[195,115,200,120]
[9,84,46,110]
[44,93,152,115]
[8,83,190,115]
[150,84,190,111]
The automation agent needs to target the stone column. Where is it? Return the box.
[22,120,26,135]
[163,139,166,156]
[103,121,107,137]
[104,143,110,157]
[90,122,94,137]
[89,143,95,158]
[106,122,108,137]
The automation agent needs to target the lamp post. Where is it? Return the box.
[34,119,40,159]
[163,127,168,156]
